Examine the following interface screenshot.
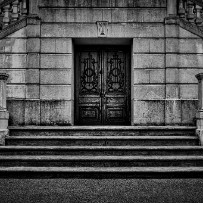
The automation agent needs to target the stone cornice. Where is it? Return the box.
[0,15,40,39]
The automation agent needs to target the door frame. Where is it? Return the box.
[74,45,131,125]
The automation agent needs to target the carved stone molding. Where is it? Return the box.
[97,21,108,37]
[0,15,40,39]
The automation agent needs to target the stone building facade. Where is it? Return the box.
[0,0,202,126]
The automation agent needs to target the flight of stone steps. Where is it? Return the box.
[0,126,203,178]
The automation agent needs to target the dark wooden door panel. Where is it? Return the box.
[75,46,130,125]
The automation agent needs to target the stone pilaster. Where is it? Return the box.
[0,73,9,145]
[196,73,203,145]
[167,0,177,17]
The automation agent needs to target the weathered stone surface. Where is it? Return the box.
[166,54,203,68]
[133,38,164,53]
[165,100,181,125]
[41,100,72,125]
[26,69,40,84]
[133,85,165,100]
[180,85,198,99]
[0,39,26,53]
[0,54,27,69]
[25,100,40,125]
[179,69,201,84]
[40,85,72,100]
[26,25,41,37]
[41,8,166,23]
[166,85,179,99]
[134,69,165,84]
[41,38,73,53]
[133,100,165,125]
[133,54,165,69]
[166,68,179,83]
[39,0,166,7]
[4,70,25,84]
[179,27,200,38]
[41,23,165,38]
[7,100,25,125]
[7,85,26,99]
[165,25,179,38]
[27,53,40,69]
[26,85,40,99]
[181,100,198,125]
[166,39,203,53]
[41,54,73,69]
[27,38,40,52]
[7,28,27,38]
[40,69,72,84]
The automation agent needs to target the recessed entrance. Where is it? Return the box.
[75,45,131,125]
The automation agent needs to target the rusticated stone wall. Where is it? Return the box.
[1,0,202,126]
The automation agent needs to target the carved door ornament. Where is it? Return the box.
[97,21,108,37]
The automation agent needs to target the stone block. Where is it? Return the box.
[25,100,40,125]
[41,54,73,69]
[0,39,26,53]
[41,23,165,38]
[27,54,40,68]
[27,38,40,52]
[40,85,72,100]
[166,39,203,53]
[133,85,165,100]
[40,69,72,84]
[5,70,26,84]
[166,68,179,83]
[165,25,179,38]
[26,85,40,99]
[181,100,198,125]
[7,100,25,125]
[26,25,41,37]
[166,54,203,68]
[134,69,150,84]
[133,38,164,53]
[133,54,165,69]
[149,69,165,83]
[40,100,72,125]
[133,100,165,125]
[0,54,27,69]
[26,69,40,84]
[56,39,73,53]
[165,100,181,125]
[7,85,26,99]
[179,27,200,38]
[41,39,55,53]
[179,69,201,84]
[166,85,179,99]
[180,85,198,99]
[7,28,27,38]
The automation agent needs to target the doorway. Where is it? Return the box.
[75,46,131,125]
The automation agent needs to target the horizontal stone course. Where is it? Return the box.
[39,0,166,7]
[133,54,165,69]
[41,23,165,38]
[41,54,73,69]
[40,69,72,84]
[40,8,166,23]
[40,85,72,100]
[0,39,26,53]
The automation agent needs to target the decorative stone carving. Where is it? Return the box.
[0,73,9,145]
[97,21,108,37]
[196,73,203,145]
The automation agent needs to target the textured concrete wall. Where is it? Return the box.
[1,0,201,126]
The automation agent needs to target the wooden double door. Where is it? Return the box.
[75,46,131,125]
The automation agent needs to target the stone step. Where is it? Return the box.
[1,166,203,178]
[1,155,203,167]
[5,136,199,146]
[0,146,203,156]
[8,126,196,137]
